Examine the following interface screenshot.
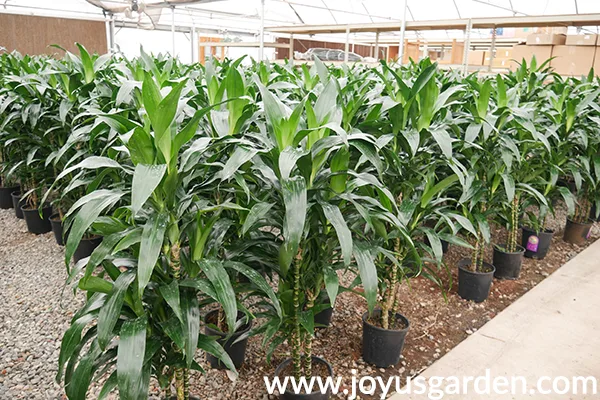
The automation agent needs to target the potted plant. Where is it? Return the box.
[56,73,276,399]
[252,79,380,398]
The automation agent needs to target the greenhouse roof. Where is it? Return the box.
[3,0,600,34]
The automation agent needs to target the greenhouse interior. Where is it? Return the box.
[1,1,600,399]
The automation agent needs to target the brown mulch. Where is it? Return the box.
[178,217,598,400]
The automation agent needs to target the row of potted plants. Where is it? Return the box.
[0,47,599,399]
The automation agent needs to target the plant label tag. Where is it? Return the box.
[586,229,592,240]
[526,235,539,252]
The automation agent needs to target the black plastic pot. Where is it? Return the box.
[73,237,102,263]
[362,309,410,368]
[521,227,554,260]
[11,191,24,219]
[50,214,65,246]
[492,244,525,280]
[274,356,333,399]
[0,185,19,209]
[314,292,333,329]
[563,218,593,246]
[204,310,252,369]
[314,306,333,328]
[590,205,600,223]
[457,259,495,303]
[21,204,52,234]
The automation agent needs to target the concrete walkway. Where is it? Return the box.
[391,239,600,400]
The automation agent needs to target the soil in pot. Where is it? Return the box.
[274,356,333,400]
[457,259,495,303]
[563,219,593,246]
[73,236,103,263]
[204,310,252,369]
[362,309,410,368]
[11,192,24,219]
[492,244,525,280]
[21,204,53,234]
[0,185,19,209]
[521,227,554,260]
[50,214,65,246]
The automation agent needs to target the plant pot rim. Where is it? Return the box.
[362,310,410,333]
[204,309,253,337]
[274,356,334,386]
[20,203,52,212]
[522,226,554,235]
[566,218,594,227]
[0,185,20,190]
[11,191,21,196]
[493,244,526,255]
[50,213,62,222]
[457,259,496,275]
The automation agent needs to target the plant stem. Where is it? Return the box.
[292,259,302,379]
[175,368,185,400]
[471,233,479,272]
[304,295,315,379]
[183,369,190,399]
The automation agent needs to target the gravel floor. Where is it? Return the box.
[0,209,83,399]
[0,204,596,400]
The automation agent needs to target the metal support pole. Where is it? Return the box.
[259,0,265,60]
[398,0,408,64]
[488,27,497,72]
[374,31,380,60]
[190,25,196,63]
[462,18,472,75]
[105,13,115,53]
[289,33,294,64]
[344,25,350,63]
[171,6,176,57]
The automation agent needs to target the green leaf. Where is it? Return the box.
[117,316,148,400]
[502,174,515,202]
[279,176,307,277]
[324,267,339,307]
[353,243,378,313]
[65,191,124,267]
[420,174,458,208]
[181,289,200,368]
[98,271,136,349]
[197,334,237,374]
[98,372,118,400]
[225,261,282,319]
[131,164,167,215]
[138,212,168,297]
[219,146,258,181]
[127,127,155,165]
[66,340,102,400]
[57,313,95,382]
[430,127,453,159]
[198,259,237,334]
[76,43,94,84]
[242,202,274,235]
[159,280,183,323]
[279,147,307,181]
[151,80,187,163]
[321,202,352,266]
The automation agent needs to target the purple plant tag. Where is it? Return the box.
[526,235,539,252]
[586,229,592,240]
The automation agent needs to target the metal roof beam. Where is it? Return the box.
[266,13,600,35]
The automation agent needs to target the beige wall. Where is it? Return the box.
[0,14,107,56]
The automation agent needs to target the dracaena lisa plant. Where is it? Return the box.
[55,73,279,400]
[250,76,384,380]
